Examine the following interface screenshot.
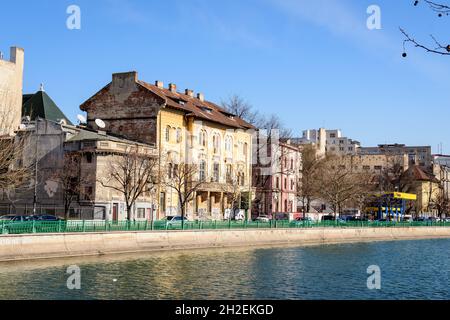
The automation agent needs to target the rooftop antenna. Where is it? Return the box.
[95,118,106,129]
[77,114,87,124]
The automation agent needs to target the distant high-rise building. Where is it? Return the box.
[292,128,360,156]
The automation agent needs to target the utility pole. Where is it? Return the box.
[32,118,39,215]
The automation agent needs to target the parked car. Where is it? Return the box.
[346,216,368,222]
[321,215,336,221]
[0,215,29,222]
[36,215,62,221]
[0,215,16,221]
[162,216,189,226]
[296,217,314,222]
[255,215,270,223]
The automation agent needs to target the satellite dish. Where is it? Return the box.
[59,119,67,125]
[77,114,87,124]
[95,118,106,129]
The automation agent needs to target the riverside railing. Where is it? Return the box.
[1,219,450,235]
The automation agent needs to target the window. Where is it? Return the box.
[284,178,287,189]
[176,128,182,143]
[137,208,145,219]
[168,163,173,178]
[291,179,295,190]
[165,126,170,142]
[339,140,344,144]
[290,159,294,170]
[276,177,280,189]
[86,153,93,163]
[243,142,248,159]
[284,199,288,212]
[83,186,93,201]
[363,165,370,171]
[226,164,233,183]
[240,172,245,186]
[213,163,220,182]
[374,165,382,170]
[330,133,336,138]
[213,134,220,154]
[225,136,233,153]
[199,130,207,147]
[199,160,206,181]
[173,164,178,178]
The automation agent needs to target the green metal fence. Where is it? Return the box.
[1,219,450,235]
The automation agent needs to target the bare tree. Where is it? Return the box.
[221,175,242,220]
[317,155,368,215]
[0,90,31,194]
[163,162,205,225]
[221,94,262,127]
[297,144,323,214]
[99,145,159,220]
[401,1,450,56]
[51,153,92,219]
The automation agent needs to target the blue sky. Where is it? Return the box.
[1,0,449,153]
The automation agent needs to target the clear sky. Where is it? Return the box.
[1,0,449,153]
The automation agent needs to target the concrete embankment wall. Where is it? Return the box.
[1,227,450,262]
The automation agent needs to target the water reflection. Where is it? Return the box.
[1,240,450,300]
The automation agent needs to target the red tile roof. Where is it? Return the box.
[409,165,439,183]
[137,80,255,130]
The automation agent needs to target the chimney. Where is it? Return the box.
[185,89,194,97]
[10,47,24,64]
[112,71,138,89]
[169,83,177,93]
[197,93,204,102]
[155,80,164,88]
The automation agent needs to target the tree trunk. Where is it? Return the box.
[127,204,132,220]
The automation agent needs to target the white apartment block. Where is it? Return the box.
[294,128,360,156]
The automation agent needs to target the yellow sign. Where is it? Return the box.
[392,192,417,200]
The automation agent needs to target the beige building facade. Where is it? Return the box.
[80,71,255,220]
[0,46,24,135]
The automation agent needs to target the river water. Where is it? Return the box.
[1,239,450,300]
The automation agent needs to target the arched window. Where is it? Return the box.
[176,128,182,143]
[213,134,220,154]
[243,142,248,158]
[225,136,233,153]
[165,126,170,142]
[168,163,173,178]
[199,130,207,147]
